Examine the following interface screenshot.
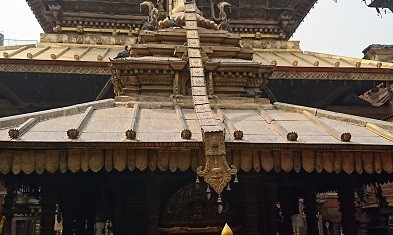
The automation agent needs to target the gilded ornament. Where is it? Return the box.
[315,153,323,173]
[302,150,314,173]
[286,132,298,141]
[81,150,89,172]
[253,151,261,172]
[362,153,374,174]
[260,149,273,172]
[0,150,13,174]
[169,151,178,172]
[340,132,351,142]
[21,151,36,175]
[149,150,158,171]
[281,150,293,173]
[355,152,363,174]
[114,149,127,172]
[12,151,22,174]
[89,150,104,172]
[197,132,236,194]
[181,129,192,139]
[178,149,191,172]
[136,150,148,171]
[334,152,342,174]
[158,150,170,171]
[322,152,334,173]
[342,152,354,174]
[240,150,252,172]
[127,149,136,171]
[293,151,302,173]
[374,153,382,174]
[36,152,45,174]
[68,149,81,173]
[45,150,59,173]
[104,149,113,172]
[125,130,137,140]
[59,151,68,173]
[273,150,281,172]
[381,152,392,173]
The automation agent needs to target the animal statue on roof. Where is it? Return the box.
[140,0,160,29]
[210,0,231,30]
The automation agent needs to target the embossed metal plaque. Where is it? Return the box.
[190,76,206,86]
[191,86,207,95]
[186,30,199,39]
[190,67,204,76]
[188,48,202,58]
[192,95,209,104]
[189,58,203,67]
[187,38,200,48]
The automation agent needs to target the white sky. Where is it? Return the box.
[0,0,392,58]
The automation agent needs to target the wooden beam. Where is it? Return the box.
[125,103,140,140]
[67,106,94,139]
[256,107,298,141]
[303,110,351,142]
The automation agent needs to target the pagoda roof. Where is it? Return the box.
[1,42,393,80]
[0,98,392,174]
[25,0,317,39]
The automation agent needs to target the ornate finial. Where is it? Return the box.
[181,129,192,139]
[67,129,79,139]
[233,130,243,140]
[8,129,20,139]
[340,132,351,142]
[125,130,137,140]
[286,132,298,141]
[221,223,233,235]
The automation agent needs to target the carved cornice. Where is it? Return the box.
[0,62,110,75]
[271,70,393,81]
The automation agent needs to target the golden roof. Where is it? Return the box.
[2,41,393,78]
[0,98,392,175]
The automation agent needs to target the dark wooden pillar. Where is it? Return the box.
[263,181,278,235]
[303,183,319,235]
[41,184,57,235]
[242,176,261,234]
[144,176,162,235]
[279,185,299,235]
[337,181,357,235]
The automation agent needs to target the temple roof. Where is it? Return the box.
[2,42,393,80]
[25,0,317,39]
[0,98,392,175]
[0,98,392,146]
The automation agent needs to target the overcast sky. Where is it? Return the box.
[0,0,392,58]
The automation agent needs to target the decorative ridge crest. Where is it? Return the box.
[184,1,237,195]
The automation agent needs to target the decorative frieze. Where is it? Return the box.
[0,148,392,175]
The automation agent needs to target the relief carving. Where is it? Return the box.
[197,132,236,195]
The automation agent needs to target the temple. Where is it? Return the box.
[0,0,393,234]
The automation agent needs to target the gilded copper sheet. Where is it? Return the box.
[0,99,392,145]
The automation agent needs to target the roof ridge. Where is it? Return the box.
[0,99,115,129]
[274,102,393,132]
